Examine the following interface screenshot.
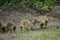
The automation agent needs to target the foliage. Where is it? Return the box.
[0,0,55,13]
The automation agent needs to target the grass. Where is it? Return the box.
[0,26,60,40]
[0,38,4,40]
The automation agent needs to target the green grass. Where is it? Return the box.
[10,26,60,40]
[0,38,4,40]
[1,26,60,40]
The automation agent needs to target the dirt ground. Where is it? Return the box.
[0,11,60,26]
